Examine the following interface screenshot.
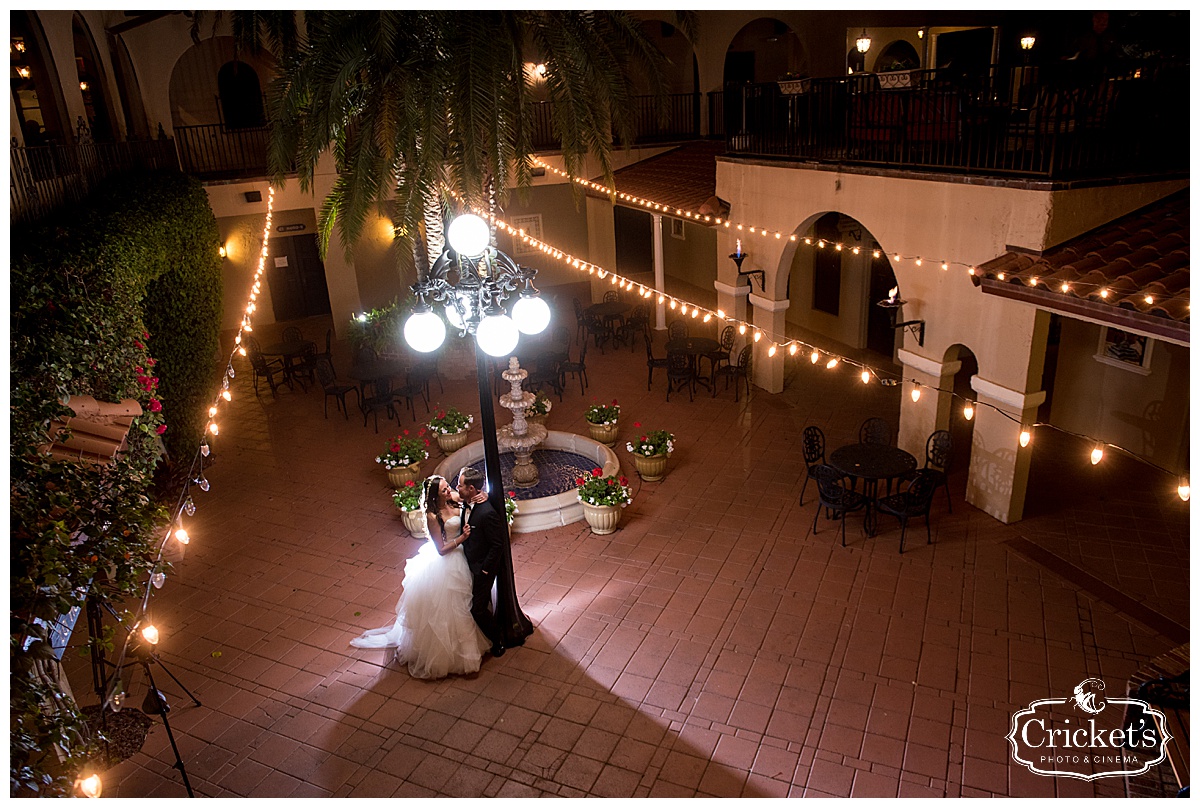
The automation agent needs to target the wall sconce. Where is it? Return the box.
[79,81,90,92]
[729,240,764,292]
[17,66,31,79]
[876,286,925,346]
[856,29,872,54]
[218,245,227,258]
[1020,36,1036,51]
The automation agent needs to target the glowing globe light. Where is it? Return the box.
[404,309,446,353]
[512,294,551,335]
[446,213,491,258]
[79,774,102,798]
[141,624,160,645]
[476,311,519,357]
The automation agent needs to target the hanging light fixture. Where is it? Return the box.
[1178,477,1190,502]
[856,29,872,53]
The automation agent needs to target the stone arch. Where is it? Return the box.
[872,38,920,73]
[10,10,69,144]
[169,36,276,127]
[72,13,118,140]
[774,212,899,358]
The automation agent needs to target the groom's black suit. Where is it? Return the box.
[462,499,504,651]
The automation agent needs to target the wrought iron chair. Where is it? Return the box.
[291,341,318,390]
[665,351,696,402]
[361,376,396,433]
[922,429,953,512]
[603,290,620,302]
[409,355,442,400]
[323,328,336,376]
[558,337,589,395]
[713,344,752,401]
[876,469,938,553]
[281,326,304,344]
[572,298,586,346]
[707,324,736,378]
[248,349,287,397]
[644,331,670,390]
[799,425,826,506]
[526,354,564,401]
[390,371,427,423]
[811,464,869,548]
[583,311,609,353]
[667,319,689,341]
[617,304,649,351]
[315,356,358,419]
[859,417,892,446]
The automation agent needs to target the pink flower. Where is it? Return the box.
[155,424,167,435]
[143,331,150,340]
[133,340,144,350]
[148,399,162,412]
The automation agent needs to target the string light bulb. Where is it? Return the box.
[789,344,798,356]
[810,350,819,364]
[209,423,219,436]
[825,358,839,369]
[1090,444,1104,465]
[1178,477,1190,502]
[222,390,232,401]
[911,386,921,402]
[753,331,763,342]
[141,624,160,645]
[738,324,746,335]
[1019,429,1031,448]
[767,344,777,357]
[963,404,974,421]
[208,406,218,417]
[861,370,871,384]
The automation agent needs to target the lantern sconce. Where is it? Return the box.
[876,286,925,346]
[856,29,872,54]
[729,240,764,292]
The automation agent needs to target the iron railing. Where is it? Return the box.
[528,92,702,151]
[11,135,179,224]
[722,60,1188,180]
[175,123,274,181]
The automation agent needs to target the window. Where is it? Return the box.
[669,217,685,240]
[1095,326,1153,375]
[510,214,543,257]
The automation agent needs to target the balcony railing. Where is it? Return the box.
[529,92,702,151]
[11,136,179,224]
[722,60,1188,180]
[175,123,274,181]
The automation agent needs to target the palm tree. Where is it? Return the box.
[261,11,692,268]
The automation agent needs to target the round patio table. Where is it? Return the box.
[828,443,918,536]
[586,301,632,346]
[665,337,722,390]
[259,340,315,390]
[348,358,408,400]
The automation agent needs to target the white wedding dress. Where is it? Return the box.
[350,516,490,679]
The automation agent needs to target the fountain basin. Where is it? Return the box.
[434,431,620,533]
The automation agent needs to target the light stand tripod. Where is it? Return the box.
[87,598,201,797]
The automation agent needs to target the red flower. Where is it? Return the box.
[423,439,430,446]
[155,424,167,435]
[391,443,400,452]
[146,358,156,367]
[591,467,602,477]
[507,491,516,497]
[403,429,409,436]
[143,331,150,340]
[611,399,618,405]
[135,367,144,375]
[133,340,144,350]
[437,411,445,418]
[575,476,586,486]
[619,476,629,486]
[633,421,641,428]
[405,480,416,487]
[641,435,647,442]
[148,399,162,412]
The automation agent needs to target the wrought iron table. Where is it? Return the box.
[828,442,918,536]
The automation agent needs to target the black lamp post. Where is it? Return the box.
[401,213,547,645]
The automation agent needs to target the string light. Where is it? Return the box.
[810,350,820,364]
[753,331,763,342]
[174,527,190,545]
[767,344,777,357]
[825,358,839,369]
[788,344,798,356]
[77,775,102,799]
[910,386,921,403]
[1179,477,1190,502]
[963,404,974,421]
[861,369,871,384]
[1090,444,1105,465]
[1019,429,1031,448]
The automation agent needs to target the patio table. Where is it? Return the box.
[828,442,917,536]
[348,358,408,401]
[665,336,722,390]
[259,340,315,391]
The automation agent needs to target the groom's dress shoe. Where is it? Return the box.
[491,644,506,658]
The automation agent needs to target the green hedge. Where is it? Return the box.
[9,169,222,796]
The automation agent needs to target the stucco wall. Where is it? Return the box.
[496,184,591,290]
[1049,318,1189,474]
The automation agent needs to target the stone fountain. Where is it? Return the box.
[496,357,547,488]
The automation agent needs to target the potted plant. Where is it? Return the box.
[392,479,428,537]
[584,399,620,446]
[504,491,518,526]
[524,391,552,427]
[428,406,474,453]
[575,467,632,535]
[626,423,675,482]
[375,429,430,487]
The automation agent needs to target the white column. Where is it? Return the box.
[653,213,666,330]
[966,377,1046,524]
[747,292,789,394]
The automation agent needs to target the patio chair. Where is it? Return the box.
[617,304,649,351]
[644,331,670,391]
[583,312,608,353]
[811,464,868,548]
[282,326,304,344]
[665,351,696,402]
[922,429,953,512]
[667,319,689,341]
[876,469,938,553]
[707,324,736,377]
[714,344,752,401]
[391,371,427,423]
[572,298,586,346]
[603,290,620,302]
[859,417,892,446]
[248,350,287,397]
[558,338,589,395]
[323,328,336,376]
[526,354,564,401]
[291,342,318,390]
[361,376,397,433]
[799,425,826,506]
[315,356,358,419]
[410,355,442,400]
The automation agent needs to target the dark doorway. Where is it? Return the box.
[1038,314,1062,423]
[935,27,994,75]
[724,51,755,85]
[949,345,978,474]
[614,206,652,277]
[218,61,265,129]
[866,247,899,358]
[811,213,842,315]
[267,234,332,322]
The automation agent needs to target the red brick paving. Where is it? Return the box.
[63,293,1189,798]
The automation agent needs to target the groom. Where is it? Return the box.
[456,467,506,658]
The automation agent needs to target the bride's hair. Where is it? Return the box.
[422,475,447,538]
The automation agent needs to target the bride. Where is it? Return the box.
[350,475,491,679]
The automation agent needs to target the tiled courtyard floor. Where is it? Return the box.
[65,301,1189,798]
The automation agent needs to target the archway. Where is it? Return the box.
[874,39,920,73]
[722,18,808,139]
[109,35,149,138]
[218,61,266,128]
[169,36,276,127]
[637,19,701,140]
[72,14,117,140]
[10,11,68,144]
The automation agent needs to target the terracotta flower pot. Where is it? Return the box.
[587,421,618,447]
[435,429,471,454]
[386,462,421,488]
[580,501,622,535]
[401,508,428,538]
[633,453,669,482]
